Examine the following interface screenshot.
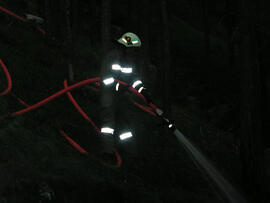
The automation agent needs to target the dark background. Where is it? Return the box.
[0,0,270,202]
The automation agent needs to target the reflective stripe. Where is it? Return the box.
[112,64,133,74]
[101,127,114,134]
[112,64,121,70]
[122,38,127,43]
[138,86,144,93]
[25,14,44,24]
[121,67,132,73]
[119,132,132,140]
[132,80,142,88]
[116,82,120,91]
[169,124,173,128]
[103,77,114,85]
[132,40,139,44]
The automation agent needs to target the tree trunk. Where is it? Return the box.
[45,0,64,38]
[225,0,235,70]
[37,0,45,19]
[237,0,265,200]
[65,0,74,81]
[202,0,211,64]
[138,0,150,80]
[160,0,171,115]
[201,0,213,108]
[254,0,269,149]
[44,0,51,35]
[53,0,63,38]
[101,0,111,54]
[127,0,139,33]
[71,0,78,35]
[154,0,172,155]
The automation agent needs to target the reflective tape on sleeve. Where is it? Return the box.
[101,127,114,134]
[103,77,115,85]
[121,67,132,73]
[119,132,133,140]
[116,82,120,91]
[112,64,121,70]
[112,64,132,74]
[138,86,144,93]
[132,80,142,88]
[122,38,127,43]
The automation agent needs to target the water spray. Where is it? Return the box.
[148,103,248,203]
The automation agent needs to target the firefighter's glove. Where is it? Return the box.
[155,108,164,117]
[156,110,175,131]
[140,88,153,104]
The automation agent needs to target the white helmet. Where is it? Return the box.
[117,32,142,47]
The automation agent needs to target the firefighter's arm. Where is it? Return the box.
[100,50,119,87]
[129,73,153,104]
[139,87,153,104]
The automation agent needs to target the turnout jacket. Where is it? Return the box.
[99,47,146,132]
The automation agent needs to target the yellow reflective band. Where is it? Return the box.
[103,77,115,85]
[132,80,142,88]
[119,132,133,140]
[101,127,114,134]
[138,86,144,93]
[121,67,132,73]
[112,64,121,70]
[116,82,120,91]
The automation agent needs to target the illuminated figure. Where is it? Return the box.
[99,32,152,160]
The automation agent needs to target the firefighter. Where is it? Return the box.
[99,32,152,162]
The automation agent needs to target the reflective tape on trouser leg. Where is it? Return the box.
[121,67,132,73]
[112,64,121,70]
[101,127,114,135]
[100,127,115,153]
[119,132,133,140]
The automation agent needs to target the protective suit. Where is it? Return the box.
[99,32,150,156]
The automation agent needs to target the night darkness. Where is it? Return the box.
[0,0,270,202]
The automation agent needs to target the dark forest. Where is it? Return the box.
[0,0,270,202]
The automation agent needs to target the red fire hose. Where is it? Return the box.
[64,80,101,134]
[12,78,100,116]
[59,130,89,155]
[0,59,12,96]
[1,56,158,168]
[63,80,122,168]
[0,5,46,35]
[0,5,27,22]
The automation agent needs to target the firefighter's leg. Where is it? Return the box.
[115,97,138,156]
[100,82,116,154]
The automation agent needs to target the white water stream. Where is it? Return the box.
[174,129,247,203]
